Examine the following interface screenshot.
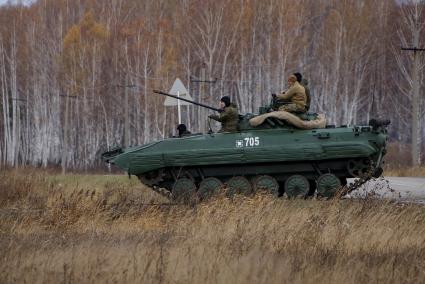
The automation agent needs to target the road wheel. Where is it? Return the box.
[285,175,310,198]
[317,173,341,198]
[226,176,252,196]
[198,177,223,200]
[172,178,197,203]
[252,175,279,196]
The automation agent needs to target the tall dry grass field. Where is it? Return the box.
[384,167,425,177]
[1,169,425,283]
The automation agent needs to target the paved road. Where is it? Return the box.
[348,177,425,203]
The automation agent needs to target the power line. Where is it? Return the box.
[401,47,425,52]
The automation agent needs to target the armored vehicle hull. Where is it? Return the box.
[103,119,389,199]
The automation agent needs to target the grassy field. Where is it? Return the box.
[1,169,425,283]
[384,166,425,177]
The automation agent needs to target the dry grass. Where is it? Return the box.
[384,143,425,175]
[1,169,425,283]
[384,167,425,177]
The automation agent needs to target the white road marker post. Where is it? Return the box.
[163,78,193,129]
[177,91,182,124]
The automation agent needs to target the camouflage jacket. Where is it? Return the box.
[209,104,239,132]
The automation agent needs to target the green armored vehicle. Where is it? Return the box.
[102,90,390,200]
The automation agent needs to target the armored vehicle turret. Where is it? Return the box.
[102,90,389,200]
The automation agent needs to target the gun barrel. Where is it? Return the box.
[153,90,222,112]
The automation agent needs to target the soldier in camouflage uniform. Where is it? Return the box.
[209,96,239,132]
[274,74,307,113]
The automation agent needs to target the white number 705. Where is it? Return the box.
[244,137,260,147]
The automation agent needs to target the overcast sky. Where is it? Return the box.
[0,0,35,6]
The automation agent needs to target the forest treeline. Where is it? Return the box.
[0,0,424,171]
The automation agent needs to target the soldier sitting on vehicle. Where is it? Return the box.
[177,124,191,137]
[272,74,307,114]
[293,72,311,112]
[208,96,239,132]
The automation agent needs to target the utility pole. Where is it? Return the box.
[124,76,130,148]
[190,66,217,132]
[401,45,425,166]
[200,66,206,132]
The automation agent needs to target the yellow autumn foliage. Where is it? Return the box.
[61,11,108,93]
[63,11,107,52]
[63,25,81,51]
